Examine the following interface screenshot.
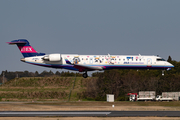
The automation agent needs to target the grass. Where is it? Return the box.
[26,101,180,107]
[0,76,87,101]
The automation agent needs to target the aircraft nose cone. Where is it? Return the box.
[170,63,174,68]
[21,58,25,62]
[168,63,174,69]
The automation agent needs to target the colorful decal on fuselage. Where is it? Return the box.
[73,56,80,64]
[124,62,144,64]
[127,57,133,60]
[95,57,102,63]
[110,56,116,64]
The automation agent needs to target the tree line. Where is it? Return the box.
[80,56,180,101]
[0,70,82,83]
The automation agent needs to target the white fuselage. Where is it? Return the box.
[21,54,174,72]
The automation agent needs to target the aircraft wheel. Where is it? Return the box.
[83,73,88,78]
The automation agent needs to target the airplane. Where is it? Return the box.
[7,39,174,78]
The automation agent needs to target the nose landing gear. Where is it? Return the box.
[162,70,165,76]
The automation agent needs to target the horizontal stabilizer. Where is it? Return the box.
[6,41,27,45]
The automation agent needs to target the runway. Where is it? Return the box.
[0,111,180,117]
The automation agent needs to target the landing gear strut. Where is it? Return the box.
[83,71,88,78]
[162,70,165,76]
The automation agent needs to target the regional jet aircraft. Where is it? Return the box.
[7,39,174,78]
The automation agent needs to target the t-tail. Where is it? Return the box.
[7,39,45,57]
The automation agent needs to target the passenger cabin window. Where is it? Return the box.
[157,58,166,61]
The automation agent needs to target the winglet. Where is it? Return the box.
[65,58,72,64]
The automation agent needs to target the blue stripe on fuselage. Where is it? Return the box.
[22,53,46,57]
[24,61,170,71]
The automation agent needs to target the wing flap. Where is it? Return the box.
[73,64,103,71]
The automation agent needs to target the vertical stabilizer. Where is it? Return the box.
[7,39,45,57]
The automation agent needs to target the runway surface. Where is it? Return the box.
[0,111,180,117]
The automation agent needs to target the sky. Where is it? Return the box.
[0,0,180,73]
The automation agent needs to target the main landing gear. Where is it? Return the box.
[83,71,88,78]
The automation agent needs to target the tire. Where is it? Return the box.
[83,73,88,78]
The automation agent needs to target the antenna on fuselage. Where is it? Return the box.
[139,54,143,59]
[108,53,110,57]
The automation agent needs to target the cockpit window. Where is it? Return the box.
[157,58,166,61]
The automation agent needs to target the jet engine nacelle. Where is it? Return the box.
[43,54,61,62]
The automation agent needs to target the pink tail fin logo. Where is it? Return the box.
[18,46,37,53]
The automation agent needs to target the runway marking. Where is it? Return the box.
[0,111,111,115]
[1,111,180,117]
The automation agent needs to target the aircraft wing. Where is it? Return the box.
[73,64,104,71]
[65,58,103,72]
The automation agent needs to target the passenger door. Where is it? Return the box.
[147,58,152,67]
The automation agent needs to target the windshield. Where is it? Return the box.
[156,58,166,61]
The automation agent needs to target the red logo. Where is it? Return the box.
[20,47,32,52]
[18,46,36,53]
